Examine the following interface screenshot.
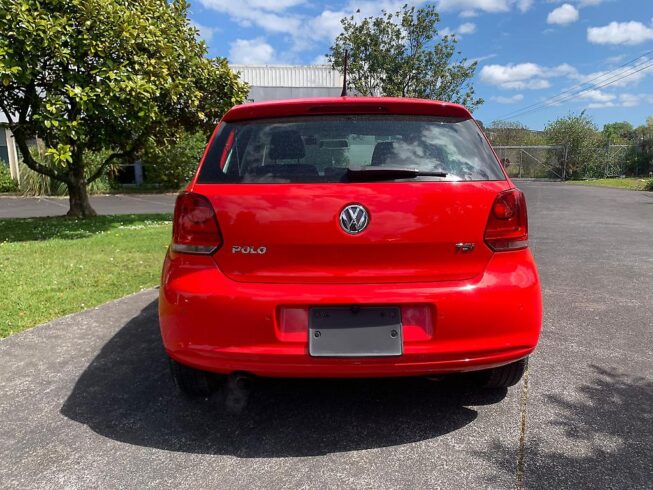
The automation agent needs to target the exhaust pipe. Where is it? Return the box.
[224,372,255,414]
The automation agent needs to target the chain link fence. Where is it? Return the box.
[494,145,563,179]
[493,144,648,180]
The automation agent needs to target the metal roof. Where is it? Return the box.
[231,64,343,88]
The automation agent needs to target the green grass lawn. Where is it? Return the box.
[0,214,172,338]
[566,178,651,191]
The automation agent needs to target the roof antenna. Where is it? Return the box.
[340,49,348,97]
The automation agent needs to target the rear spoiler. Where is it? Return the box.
[222,96,472,122]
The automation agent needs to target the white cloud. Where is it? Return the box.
[438,0,533,13]
[619,93,640,107]
[515,79,551,89]
[203,0,528,61]
[491,94,525,104]
[312,54,329,65]
[480,62,578,90]
[578,89,616,103]
[441,22,478,38]
[587,19,653,45]
[469,53,498,64]
[201,0,304,12]
[573,59,653,88]
[576,91,653,109]
[585,101,613,109]
[191,21,218,44]
[605,54,627,64]
[585,93,642,109]
[516,0,533,12]
[199,0,303,35]
[549,0,604,6]
[229,38,276,64]
[459,9,478,18]
[547,4,579,25]
[201,0,424,55]
[250,11,303,34]
[458,22,477,34]
[308,9,346,42]
[481,63,542,89]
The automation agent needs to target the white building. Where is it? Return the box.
[232,64,343,102]
[0,114,20,183]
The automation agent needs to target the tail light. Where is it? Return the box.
[171,192,222,254]
[484,189,528,251]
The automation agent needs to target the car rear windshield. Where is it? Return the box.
[197,115,505,183]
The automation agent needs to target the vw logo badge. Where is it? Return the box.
[340,204,369,234]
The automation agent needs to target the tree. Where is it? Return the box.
[630,117,653,176]
[488,120,547,147]
[634,117,653,150]
[141,130,208,190]
[602,122,635,145]
[328,5,482,110]
[488,120,528,146]
[544,112,601,179]
[0,0,248,217]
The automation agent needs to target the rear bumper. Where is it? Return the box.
[159,250,542,378]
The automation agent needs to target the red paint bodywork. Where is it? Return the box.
[159,97,542,378]
[221,96,472,122]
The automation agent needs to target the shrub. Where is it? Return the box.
[0,162,18,192]
[81,149,120,193]
[18,148,114,196]
[544,112,601,179]
[645,178,653,192]
[18,160,66,196]
[141,131,208,190]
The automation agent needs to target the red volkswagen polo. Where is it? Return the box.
[159,97,542,397]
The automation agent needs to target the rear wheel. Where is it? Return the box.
[475,357,528,389]
[169,358,220,399]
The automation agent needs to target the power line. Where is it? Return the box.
[495,49,653,121]
[496,50,653,120]
[504,59,653,121]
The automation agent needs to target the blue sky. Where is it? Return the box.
[189,0,653,129]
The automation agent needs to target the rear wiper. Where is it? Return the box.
[345,166,448,181]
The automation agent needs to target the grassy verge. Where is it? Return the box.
[0,214,172,338]
[566,178,651,191]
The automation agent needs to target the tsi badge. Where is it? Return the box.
[232,245,267,255]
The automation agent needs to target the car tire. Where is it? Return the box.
[169,358,219,399]
[478,357,529,389]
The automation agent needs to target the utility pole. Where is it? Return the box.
[605,137,610,178]
[519,149,523,178]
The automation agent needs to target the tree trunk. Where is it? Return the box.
[66,176,97,218]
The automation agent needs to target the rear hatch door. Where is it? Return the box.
[194,181,508,284]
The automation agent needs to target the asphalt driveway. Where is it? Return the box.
[0,193,176,218]
[0,182,651,489]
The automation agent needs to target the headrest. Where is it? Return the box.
[269,130,306,160]
[371,141,394,166]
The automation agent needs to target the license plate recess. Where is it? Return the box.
[308,306,402,357]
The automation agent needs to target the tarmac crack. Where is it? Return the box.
[515,365,530,490]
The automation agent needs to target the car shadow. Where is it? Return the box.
[61,300,506,457]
